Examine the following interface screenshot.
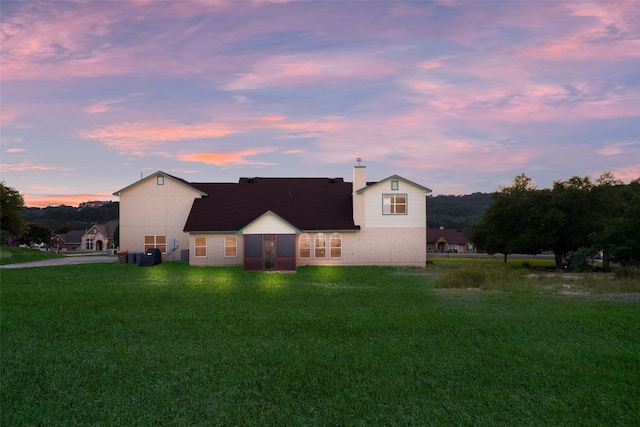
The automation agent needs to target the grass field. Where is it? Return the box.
[2,261,639,426]
[0,246,63,265]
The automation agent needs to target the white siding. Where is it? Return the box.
[242,213,297,235]
[118,174,201,261]
[363,178,427,228]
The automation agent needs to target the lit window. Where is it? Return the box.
[145,235,167,253]
[391,180,399,190]
[157,175,164,185]
[195,237,207,257]
[314,233,326,258]
[299,233,311,258]
[383,194,407,214]
[225,236,237,257]
[330,233,342,258]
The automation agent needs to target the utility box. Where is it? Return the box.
[180,249,189,262]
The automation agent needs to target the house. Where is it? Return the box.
[113,164,431,270]
[50,220,118,252]
[50,229,85,251]
[81,220,119,251]
[427,226,475,253]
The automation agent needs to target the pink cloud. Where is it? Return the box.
[597,141,639,156]
[23,192,116,208]
[4,148,25,153]
[178,148,278,166]
[0,162,73,172]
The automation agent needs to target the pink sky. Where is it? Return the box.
[1,0,638,207]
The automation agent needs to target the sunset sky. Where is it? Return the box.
[1,0,639,208]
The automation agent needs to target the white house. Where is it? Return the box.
[113,164,431,270]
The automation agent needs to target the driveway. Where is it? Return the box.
[0,256,119,269]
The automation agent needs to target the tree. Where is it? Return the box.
[471,174,544,262]
[1,182,26,242]
[16,223,53,247]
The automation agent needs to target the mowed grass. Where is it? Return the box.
[2,263,639,426]
[0,246,63,265]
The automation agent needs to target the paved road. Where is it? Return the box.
[0,256,119,269]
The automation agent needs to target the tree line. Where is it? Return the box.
[470,173,640,270]
[0,181,119,246]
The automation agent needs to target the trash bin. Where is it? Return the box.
[118,251,128,265]
[127,252,136,263]
[138,248,162,267]
[134,252,143,263]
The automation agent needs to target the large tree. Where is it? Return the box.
[471,174,545,263]
[1,182,26,242]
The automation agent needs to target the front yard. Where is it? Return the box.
[2,262,639,425]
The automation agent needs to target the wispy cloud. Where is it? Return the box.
[4,148,25,153]
[178,148,278,166]
[0,162,73,172]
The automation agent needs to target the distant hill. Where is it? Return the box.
[427,192,493,236]
[23,202,119,233]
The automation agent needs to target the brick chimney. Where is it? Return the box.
[353,160,366,227]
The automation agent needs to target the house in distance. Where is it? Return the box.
[113,163,431,271]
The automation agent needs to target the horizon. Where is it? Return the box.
[2,1,638,208]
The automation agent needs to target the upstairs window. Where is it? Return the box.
[383,194,407,214]
[391,180,399,190]
[157,175,164,185]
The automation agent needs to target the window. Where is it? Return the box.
[330,233,342,258]
[145,235,167,253]
[86,238,94,250]
[157,175,164,185]
[195,237,207,257]
[314,233,326,258]
[391,180,399,190]
[299,233,311,258]
[383,194,407,214]
[225,236,237,257]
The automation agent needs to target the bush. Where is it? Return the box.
[565,247,598,272]
[613,266,640,280]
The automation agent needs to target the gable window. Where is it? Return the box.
[391,180,399,190]
[145,235,167,253]
[299,233,311,258]
[195,237,207,257]
[383,194,407,214]
[314,233,326,258]
[225,236,237,257]
[157,176,164,185]
[330,233,342,258]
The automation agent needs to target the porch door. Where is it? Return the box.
[263,235,276,271]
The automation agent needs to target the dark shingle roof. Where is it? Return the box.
[427,228,469,245]
[184,177,358,232]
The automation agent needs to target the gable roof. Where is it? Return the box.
[356,174,432,194]
[427,227,469,245]
[52,229,85,244]
[113,171,207,197]
[184,177,359,233]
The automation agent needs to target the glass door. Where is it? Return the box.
[264,240,276,271]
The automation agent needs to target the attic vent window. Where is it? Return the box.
[391,180,399,190]
[157,176,164,185]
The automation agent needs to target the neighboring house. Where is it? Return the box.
[81,220,119,251]
[50,229,85,251]
[427,226,475,253]
[50,220,119,252]
[114,165,431,270]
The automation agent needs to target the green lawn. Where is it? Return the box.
[2,263,639,426]
[0,246,63,265]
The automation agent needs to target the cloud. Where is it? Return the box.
[85,93,143,114]
[596,140,639,156]
[23,192,116,208]
[4,148,25,153]
[0,162,73,172]
[178,148,278,166]
[81,122,237,154]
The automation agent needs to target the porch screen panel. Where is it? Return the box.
[277,235,295,257]
[244,235,262,257]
